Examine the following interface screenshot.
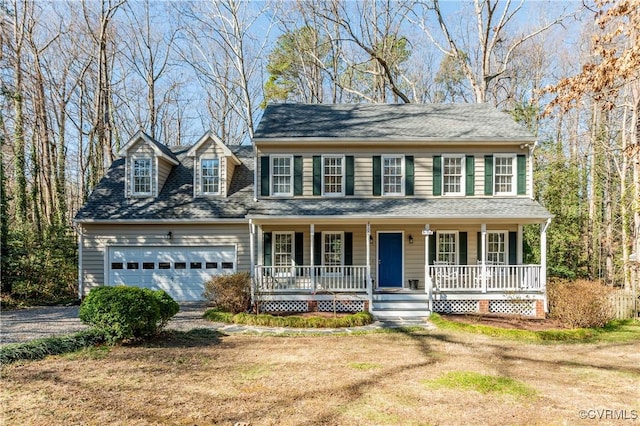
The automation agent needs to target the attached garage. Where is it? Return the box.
[107,246,236,301]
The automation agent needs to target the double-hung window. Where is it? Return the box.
[383,155,404,195]
[132,158,152,195]
[487,231,506,264]
[323,155,344,196]
[271,155,293,196]
[437,232,457,264]
[201,158,220,194]
[494,155,516,195]
[273,232,294,276]
[323,232,343,275]
[442,155,464,195]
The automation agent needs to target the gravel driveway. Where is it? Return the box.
[0,303,212,345]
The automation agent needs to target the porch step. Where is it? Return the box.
[371,292,431,319]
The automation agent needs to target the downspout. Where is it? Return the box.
[77,224,84,300]
[253,144,258,202]
[365,223,371,311]
[249,219,255,309]
[424,225,433,313]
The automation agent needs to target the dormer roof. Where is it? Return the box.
[186,130,241,165]
[119,130,180,165]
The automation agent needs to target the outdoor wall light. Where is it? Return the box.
[369,234,373,245]
[167,231,173,240]
[409,234,414,244]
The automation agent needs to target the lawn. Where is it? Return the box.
[2,326,639,425]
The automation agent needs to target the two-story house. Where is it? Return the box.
[74,103,553,318]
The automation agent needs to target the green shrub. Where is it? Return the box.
[203,272,251,314]
[547,279,614,328]
[0,329,107,365]
[79,286,179,343]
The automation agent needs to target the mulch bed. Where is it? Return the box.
[439,313,567,331]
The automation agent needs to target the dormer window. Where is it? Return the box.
[201,158,220,194]
[132,158,152,195]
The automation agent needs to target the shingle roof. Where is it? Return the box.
[74,145,253,222]
[254,103,536,141]
[247,197,552,222]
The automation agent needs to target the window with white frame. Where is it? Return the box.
[442,156,464,195]
[494,155,515,195]
[273,232,294,275]
[383,155,403,195]
[437,232,457,264]
[271,156,292,196]
[487,231,506,264]
[201,158,220,194]
[132,158,152,195]
[323,232,343,274]
[323,156,343,196]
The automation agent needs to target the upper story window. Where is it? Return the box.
[437,231,458,264]
[201,158,220,194]
[271,155,293,196]
[323,155,344,196]
[442,155,464,195]
[132,158,152,195]
[494,155,516,195]
[383,155,404,195]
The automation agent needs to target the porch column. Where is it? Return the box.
[517,224,523,265]
[310,224,316,291]
[481,223,487,293]
[366,223,372,306]
[541,219,551,312]
[424,225,433,313]
[249,220,255,306]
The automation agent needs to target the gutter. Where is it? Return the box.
[73,218,249,225]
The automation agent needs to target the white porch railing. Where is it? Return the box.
[430,265,543,292]
[255,265,368,292]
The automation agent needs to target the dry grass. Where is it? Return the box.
[2,327,639,425]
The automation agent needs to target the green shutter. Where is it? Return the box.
[459,232,468,265]
[465,155,475,196]
[372,156,381,196]
[429,233,437,265]
[295,232,304,266]
[260,156,270,196]
[509,231,517,265]
[517,154,526,195]
[345,156,354,196]
[314,232,322,265]
[263,232,272,267]
[405,156,414,196]
[313,156,321,196]
[484,155,493,195]
[294,156,303,196]
[432,156,442,196]
[477,232,482,261]
[344,232,353,266]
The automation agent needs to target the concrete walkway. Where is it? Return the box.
[0,303,434,345]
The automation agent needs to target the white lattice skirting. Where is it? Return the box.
[489,300,536,316]
[433,300,479,314]
[259,301,308,313]
[318,300,365,313]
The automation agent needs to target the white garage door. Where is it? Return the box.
[107,246,236,301]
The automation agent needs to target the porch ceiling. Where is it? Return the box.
[247,197,553,225]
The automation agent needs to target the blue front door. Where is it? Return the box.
[378,232,403,287]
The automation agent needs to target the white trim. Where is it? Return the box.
[322,231,344,276]
[436,230,459,264]
[272,231,295,273]
[119,131,179,165]
[253,137,537,144]
[186,130,240,165]
[486,230,508,265]
[442,154,466,196]
[131,156,153,196]
[376,231,405,288]
[493,154,517,196]
[201,157,221,195]
[381,154,405,196]
[270,154,294,197]
[321,154,345,197]
[75,218,248,224]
